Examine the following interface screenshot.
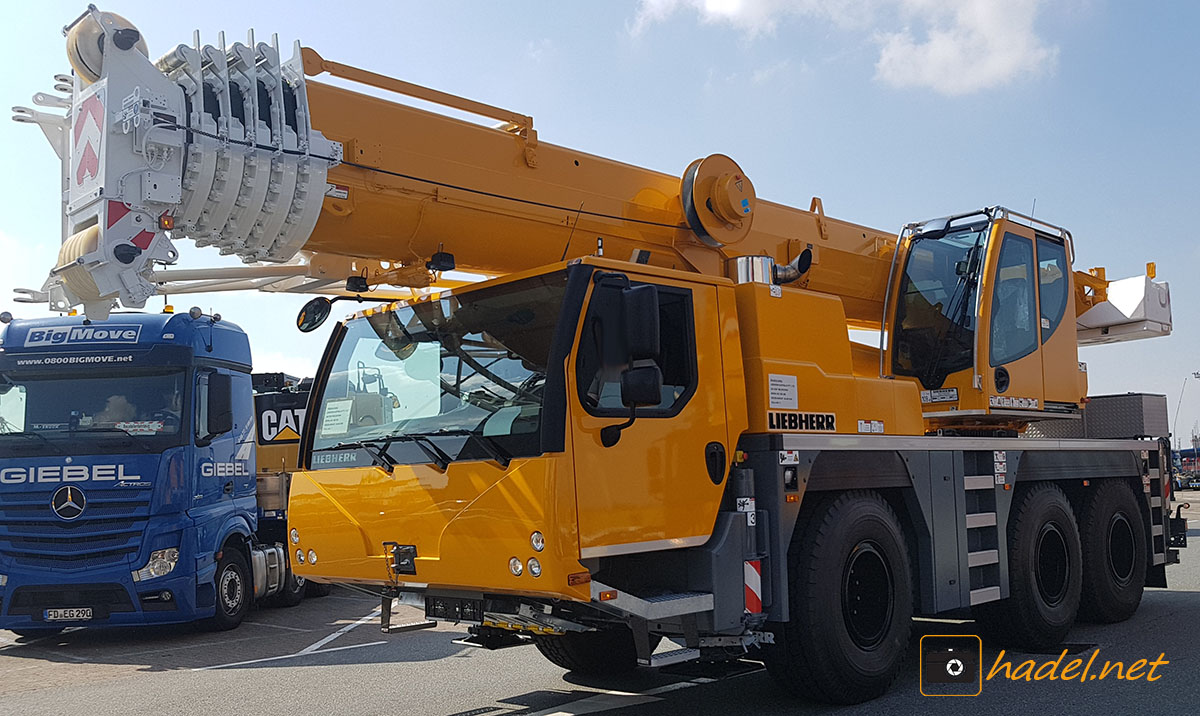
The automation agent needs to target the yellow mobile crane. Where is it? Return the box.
[15,8,1180,703]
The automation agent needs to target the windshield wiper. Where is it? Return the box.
[411,429,511,468]
[315,441,396,474]
[380,434,453,471]
[74,427,157,453]
[0,431,68,455]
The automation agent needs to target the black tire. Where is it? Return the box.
[763,491,913,704]
[305,581,334,598]
[533,627,641,675]
[266,567,307,608]
[205,548,251,631]
[975,483,1082,649]
[1078,480,1146,623]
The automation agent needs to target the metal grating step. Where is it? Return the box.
[640,647,700,668]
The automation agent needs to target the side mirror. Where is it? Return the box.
[206,373,234,438]
[601,365,663,448]
[620,365,663,408]
[297,297,332,333]
[622,284,660,360]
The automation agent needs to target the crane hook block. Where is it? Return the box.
[680,154,755,248]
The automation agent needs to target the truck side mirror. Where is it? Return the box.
[206,373,234,438]
[601,365,664,448]
[622,284,660,361]
[620,364,663,408]
[297,297,332,333]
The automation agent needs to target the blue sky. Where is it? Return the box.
[2,1,1198,444]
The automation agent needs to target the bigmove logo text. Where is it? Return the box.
[23,324,142,348]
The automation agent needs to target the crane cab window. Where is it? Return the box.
[989,233,1039,366]
[576,283,697,417]
[1037,237,1068,343]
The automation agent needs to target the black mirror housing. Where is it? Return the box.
[207,373,234,437]
[915,217,950,240]
[622,284,660,360]
[297,297,332,333]
[620,364,663,408]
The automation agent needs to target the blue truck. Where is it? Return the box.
[0,308,323,635]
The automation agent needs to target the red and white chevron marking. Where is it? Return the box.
[72,89,105,191]
[744,560,762,614]
[105,200,157,250]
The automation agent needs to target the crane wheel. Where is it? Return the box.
[763,490,913,704]
[974,483,1082,649]
[533,627,643,675]
[1077,480,1146,623]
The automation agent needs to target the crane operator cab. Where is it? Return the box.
[886,207,1081,433]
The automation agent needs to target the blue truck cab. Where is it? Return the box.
[0,310,307,634]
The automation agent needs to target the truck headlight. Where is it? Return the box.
[0,573,7,587]
[132,548,179,582]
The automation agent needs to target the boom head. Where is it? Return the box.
[13,7,340,319]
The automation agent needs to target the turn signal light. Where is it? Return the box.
[567,572,591,586]
[598,590,617,601]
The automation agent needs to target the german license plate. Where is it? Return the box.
[44,607,92,622]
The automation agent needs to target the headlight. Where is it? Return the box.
[290,528,300,544]
[527,558,542,577]
[307,549,318,565]
[508,557,523,576]
[530,531,545,552]
[132,548,179,582]
[0,573,7,587]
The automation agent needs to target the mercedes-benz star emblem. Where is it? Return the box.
[51,485,87,520]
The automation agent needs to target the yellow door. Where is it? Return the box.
[568,275,729,558]
[983,225,1045,411]
[1035,236,1081,407]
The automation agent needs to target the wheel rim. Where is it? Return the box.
[219,565,244,615]
[841,541,894,650]
[1107,512,1136,586]
[1035,522,1070,607]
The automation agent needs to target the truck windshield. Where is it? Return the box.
[311,271,569,464]
[892,223,989,389]
[0,368,187,453]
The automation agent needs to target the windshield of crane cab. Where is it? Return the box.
[892,223,989,389]
[310,271,569,464]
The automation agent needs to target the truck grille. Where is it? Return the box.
[0,488,151,570]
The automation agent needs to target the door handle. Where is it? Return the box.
[223,481,234,494]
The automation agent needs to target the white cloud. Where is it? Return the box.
[630,0,1058,95]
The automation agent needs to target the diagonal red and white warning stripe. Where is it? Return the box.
[744,560,762,614]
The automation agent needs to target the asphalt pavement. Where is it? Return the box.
[2,493,1198,716]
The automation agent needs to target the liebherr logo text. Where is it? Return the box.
[23,324,142,348]
[0,464,141,484]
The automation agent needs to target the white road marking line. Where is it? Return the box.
[299,608,381,654]
[241,620,313,633]
[521,691,662,716]
[193,608,382,671]
[192,640,387,671]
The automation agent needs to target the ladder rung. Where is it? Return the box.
[964,475,994,491]
[968,549,999,567]
[965,512,997,528]
[970,586,1001,605]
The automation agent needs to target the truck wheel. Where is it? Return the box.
[267,568,307,608]
[764,491,913,704]
[305,581,334,598]
[1078,480,1146,623]
[975,483,1082,649]
[533,627,641,674]
[205,548,251,631]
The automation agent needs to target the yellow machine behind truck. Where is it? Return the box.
[14,8,1181,703]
